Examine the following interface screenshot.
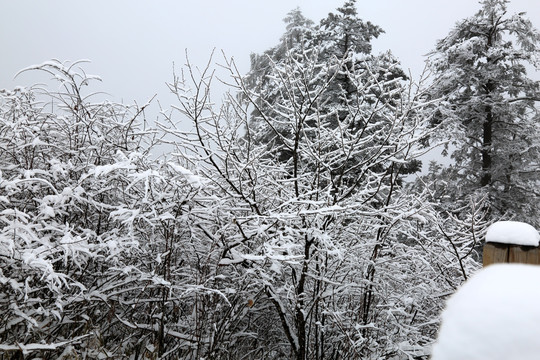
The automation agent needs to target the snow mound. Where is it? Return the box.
[432,264,540,360]
[485,221,539,246]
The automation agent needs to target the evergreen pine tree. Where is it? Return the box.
[426,0,540,224]
[244,0,419,177]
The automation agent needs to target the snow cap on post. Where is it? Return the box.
[485,221,540,247]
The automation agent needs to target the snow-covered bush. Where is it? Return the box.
[0,60,274,359]
[0,61,166,358]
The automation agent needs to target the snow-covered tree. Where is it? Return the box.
[161,43,480,358]
[246,1,417,189]
[427,0,540,225]
[317,0,382,59]
[245,8,316,162]
[315,0,390,122]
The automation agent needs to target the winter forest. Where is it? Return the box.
[1,0,540,358]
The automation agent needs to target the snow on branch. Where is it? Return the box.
[0,334,92,355]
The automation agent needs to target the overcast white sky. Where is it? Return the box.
[1,0,539,110]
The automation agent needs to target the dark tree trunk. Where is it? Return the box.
[481,30,496,188]
[295,239,312,360]
[481,104,493,187]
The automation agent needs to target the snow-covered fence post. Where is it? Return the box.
[483,221,540,266]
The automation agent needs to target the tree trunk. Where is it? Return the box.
[481,104,493,187]
[295,239,312,360]
[481,31,496,188]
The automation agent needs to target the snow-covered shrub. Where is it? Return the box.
[0,61,161,358]
[0,60,263,359]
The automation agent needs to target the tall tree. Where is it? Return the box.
[245,1,416,177]
[158,2,477,357]
[164,47,472,359]
[427,0,540,224]
[318,0,382,58]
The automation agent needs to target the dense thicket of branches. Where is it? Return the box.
[0,58,480,360]
[0,61,238,359]
[1,0,538,359]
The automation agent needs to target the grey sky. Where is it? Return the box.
[1,0,539,108]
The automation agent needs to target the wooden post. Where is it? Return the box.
[483,243,540,267]
[482,242,508,266]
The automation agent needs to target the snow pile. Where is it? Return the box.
[485,221,540,246]
[432,264,540,360]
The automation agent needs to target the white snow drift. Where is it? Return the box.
[432,263,540,360]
